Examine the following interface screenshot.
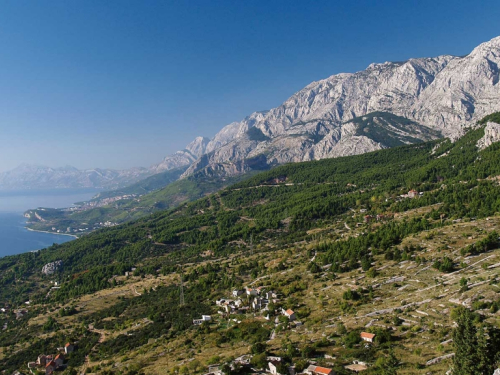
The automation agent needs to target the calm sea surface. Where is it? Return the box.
[0,189,100,257]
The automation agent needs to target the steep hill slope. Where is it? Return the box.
[3,120,500,373]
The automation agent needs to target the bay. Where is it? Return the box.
[0,189,100,257]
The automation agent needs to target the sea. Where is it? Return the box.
[0,189,100,258]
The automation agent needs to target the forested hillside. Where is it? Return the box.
[1,115,500,374]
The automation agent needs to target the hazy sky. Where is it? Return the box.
[0,0,499,172]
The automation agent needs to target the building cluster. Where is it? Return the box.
[203,355,338,375]
[215,286,281,316]
[26,343,74,375]
[201,331,377,375]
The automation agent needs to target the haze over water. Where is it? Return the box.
[0,189,99,257]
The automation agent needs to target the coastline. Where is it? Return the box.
[25,226,78,239]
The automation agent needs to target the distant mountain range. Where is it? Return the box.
[0,137,209,191]
[3,36,500,191]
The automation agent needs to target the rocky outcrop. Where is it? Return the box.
[42,260,62,275]
[149,137,210,174]
[477,121,500,150]
[182,36,500,178]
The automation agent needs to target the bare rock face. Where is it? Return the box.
[42,260,62,275]
[181,36,500,178]
[150,137,209,174]
[477,122,500,150]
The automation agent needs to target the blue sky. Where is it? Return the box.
[0,0,499,172]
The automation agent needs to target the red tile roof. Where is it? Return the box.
[46,360,56,368]
[360,332,376,339]
[285,309,294,315]
[314,366,333,375]
[65,342,72,347]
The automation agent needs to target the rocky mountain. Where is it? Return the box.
[0,164,151,190]
[5,36,500,190]
[182,36,500,178]
[149,136,209,174]
[0,137,210,191]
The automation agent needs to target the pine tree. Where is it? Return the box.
[452,306,500,375]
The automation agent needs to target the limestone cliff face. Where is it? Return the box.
[150,136,210,173]
[477,122,500,150]
[181,36,500,178]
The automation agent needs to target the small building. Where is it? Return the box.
[232,289,245,297]
[360,332,375,343]
[54,353,64,367]
[269,360,281,375]
[45,361,56,375]
[193,315,212,325]
[305,365,334,375]
[64,342,74,354]
[252,297,269,310]
[37,354,48,366]
[344,362,368,372]
[246,288,258,296]
[283,309,296,321]
[408,190,419,198]
[364,215,373,223]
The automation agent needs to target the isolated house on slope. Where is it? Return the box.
[360,332,375,343]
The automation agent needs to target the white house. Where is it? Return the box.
[283,308,296,321]
[232,289,245,297]
[360,332,375,343]
[269,361,281,375]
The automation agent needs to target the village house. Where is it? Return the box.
[37,354,48,366]
[282,308,296,321]
[265,290,278,300]
[193,315,212,325]
[252,297,269,310]
[216,298,231,306]
[54,353,64,367]
[232,289,245,297]
[305,365,334,375]
[27,362,37,369]
[246,287,258,296]
[64,342,74,354]
[408,189,419,198]
[45,360,56,375]
[268,360,281,375]
[344,360,368,372]
[360,332,375,343]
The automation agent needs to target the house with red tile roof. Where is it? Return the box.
[54,353,64,367]
[282,308,296,321]
[360,332,376,343]
[45,360,56,375]
[305,365,334,375]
